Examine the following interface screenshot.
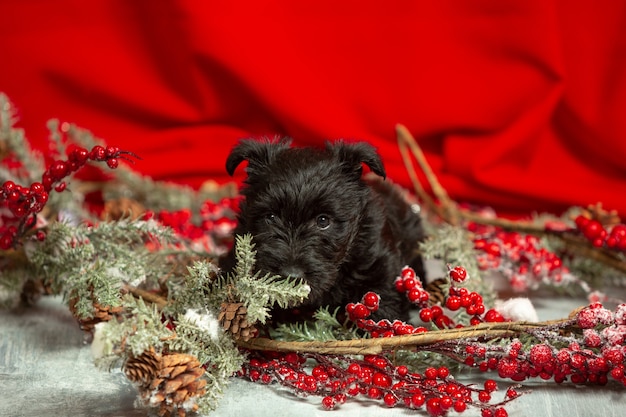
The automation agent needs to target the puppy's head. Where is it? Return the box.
[226,138,385,306]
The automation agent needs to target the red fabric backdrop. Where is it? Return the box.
[1,1,625,217]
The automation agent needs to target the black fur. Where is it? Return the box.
[220,138,425,321]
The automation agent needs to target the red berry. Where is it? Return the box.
[105,145,119,157]
[407,288,422,303]
[583,220,604,239]
[106,158,119,169]
[426,397,444,416]
[449,266,468,282]
[484,379,498,392]
[351,303,370,320]
[383,393,397,407]
[478,390,491,402]
[396,365,409,377]
[401,266,416,280]
[362,292,380,310]
[506,388,518,398]
[322,396,336,410]
[48,160,69,179]
[484,309,505,322]
[424,367,438,380]
[494,407,509,417]
[90,145,106,161]
[54,182,67,193]
[367,387,382,399]
[372,372,392,388]
[453,400,467,412]
[411,392,425,408]
[0,233,14,250]
[347,363,361,375]
[439,396,453,410]
[30,182,44,195]
[403,277,417,290]
[3,180,16,193]
[445,296,461,311]
[529,344,553,366]
[69,146,89,164]
[430,305,443,319]
[419,308,433,322]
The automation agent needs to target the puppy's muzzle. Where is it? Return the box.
[280,265,306,280]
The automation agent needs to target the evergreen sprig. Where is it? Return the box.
[420,223,496,305]
[0,93,45,184]
[272,306,361,342]
[27,219,174,318]
[229,234,310,324]
[165,260,220,315]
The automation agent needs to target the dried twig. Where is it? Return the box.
[127,285,579,356]
[236,317,575,355]
[395,123,626,275]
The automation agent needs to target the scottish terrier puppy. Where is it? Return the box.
[220,138,424,320]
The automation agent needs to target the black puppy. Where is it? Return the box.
[220,138,424,320]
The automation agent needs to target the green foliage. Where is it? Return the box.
[228,234,311,324]
[420,223,495,306]
[170,317,244,377]
[0,269,26,309]
[165,260,221,315]
[28,219,174,318]
[272,307,361,342]
[0,93,45,184]
[103,295,174,357]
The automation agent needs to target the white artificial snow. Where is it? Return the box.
[184,309,221,341]
[494,297,538,322]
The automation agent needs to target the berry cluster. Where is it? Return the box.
[345,291,430,338]
[148,197,239,253]
[417,264,497,327]
[455,303,626,386]
[241,351,515,416]
[0,144,136,250]
[394,266,430,306]
[574,215,626,252]
[345,291,381,321]
[347,266,505,338]
[468,222,572,292]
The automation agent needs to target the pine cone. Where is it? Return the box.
[102,197,146,221]
[124,348,161,386]
[130,351,207,417]
[424,277,449,306]
[579,203,621,227]
[218,302,257,342]
[68,296,123,334]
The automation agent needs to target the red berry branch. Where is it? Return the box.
[0,144,138,249]
[240,349,518,416]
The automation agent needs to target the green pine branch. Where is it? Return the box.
[28,219,175,318]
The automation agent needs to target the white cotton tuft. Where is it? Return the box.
[91,322,113,360]
[184,309,221,340]
[494,298,538,322]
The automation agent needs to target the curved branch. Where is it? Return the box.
[236,318,575,355]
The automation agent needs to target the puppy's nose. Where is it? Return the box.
[280,266,305,279]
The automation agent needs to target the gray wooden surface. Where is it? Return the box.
[1,291,624,417]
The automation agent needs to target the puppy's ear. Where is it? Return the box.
[226,137,292,176]
[327,141,386,179]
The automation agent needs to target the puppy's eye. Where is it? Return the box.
[265,213,277,225]
[316,214,331,230]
